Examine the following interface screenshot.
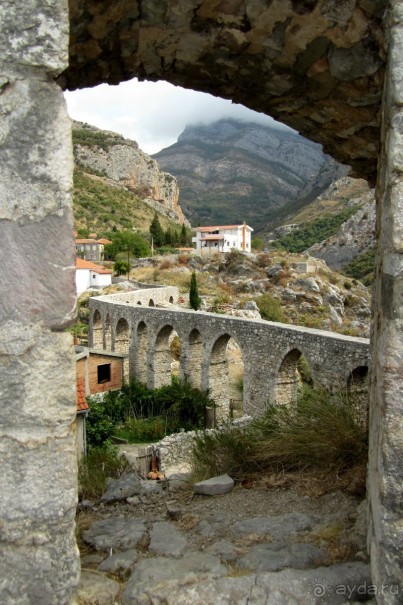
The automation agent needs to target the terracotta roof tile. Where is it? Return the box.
[75,238,98,244]
[97,238,113,245]
[76,377,89,412]
[75,258,112,274]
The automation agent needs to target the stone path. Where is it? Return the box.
[77,471,373,604]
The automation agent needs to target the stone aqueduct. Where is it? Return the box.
[1,1,403,603]
[89,288,370,422]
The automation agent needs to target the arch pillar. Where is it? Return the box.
[0,1,79,602]
[368,6,403,599]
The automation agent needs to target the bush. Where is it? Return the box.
[190,386,368,481]
[78,444,128,500]
[255,294,286,322]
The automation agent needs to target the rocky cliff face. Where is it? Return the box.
[307,178,375,269]
[73,122,188,225]
[153,119,347,232]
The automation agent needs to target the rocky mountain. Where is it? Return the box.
[73,122,188,227]
[153,119,348,233]
[307,179,375,270]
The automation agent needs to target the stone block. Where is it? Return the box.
[193,474,234,496]
[0,0,68,75]
[0,325,76,429]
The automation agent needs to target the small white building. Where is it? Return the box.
[192,223,253,253]
[75,258,112,295]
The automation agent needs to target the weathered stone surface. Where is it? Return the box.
[83,517,147,552]
[100,472,142,503]
[0,0,69,75]
[207,539,238,562]
[232,513,314,539]
[76,570,120,605]
[148,521,188,557]
[61,0,388,181]
[98,549,138,580]
[238,542,327,572]
[121,553,227,605]
[193,474,235,496]
[121,561,371,605]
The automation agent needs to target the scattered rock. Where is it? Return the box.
[76,570,121,605]
[98,549,138,580]
[100,472,142,503]
[238,542,327,572]
[148,521,188,557]
[83,517,147,552]
[232,513,313,539]
[193,474,234,496]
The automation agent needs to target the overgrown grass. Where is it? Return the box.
[78,444,128,500]
[191,386,368,483]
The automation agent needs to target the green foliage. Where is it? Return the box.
[78,444,128,500]
[105,231,150,260]
[271,209,357,253]
[341,248,375,285]
[191,386,368,482]
[150,212,165,248]
[189,271,201,311]
[255,294,286,323]
[251,237,266,251]
[73,127,121,151]
[85,379,215,447]
[114,260,131,276]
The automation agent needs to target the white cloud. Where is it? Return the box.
[64,78,293,154]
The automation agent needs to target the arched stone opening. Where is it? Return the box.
[149,299,155,307]
[92,309,103,349]
[275,349,312,406]
[187,329,203,389]
[137,301,142,305]
[347,366,369,429]
[169,296,174,303]
[105,313,112,350]
[208,334,244,425]
[153,325,181,388]
[135,321,148,385]
[115,318,130,379]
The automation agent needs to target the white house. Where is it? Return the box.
[192,223,253,253]
[75,258,112,295]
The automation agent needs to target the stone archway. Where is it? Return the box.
[347,365,369,429]
[187,328,203,389]
[3,1,403,602]
[208,334,244,424]
[153,325,178,388]
[105,312,112,350]
[115,318,130,379]
[92,309,103,349]
[135,321,148,385]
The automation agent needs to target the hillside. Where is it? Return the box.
[153,119,347,233]
[72,122,189,234]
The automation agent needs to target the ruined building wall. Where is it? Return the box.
[0,1,79,603]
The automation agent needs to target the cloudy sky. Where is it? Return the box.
[64,78,292,155]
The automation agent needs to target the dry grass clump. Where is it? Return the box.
[190,386,368,491]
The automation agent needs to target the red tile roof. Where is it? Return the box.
[97,238,113,245]
[76,377,89,412]
[75,238,98,244]
[75,258,112,274]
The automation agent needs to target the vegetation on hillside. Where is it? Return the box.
[270,208,357,253]
[73,168,177,235]
[341,248,376,286]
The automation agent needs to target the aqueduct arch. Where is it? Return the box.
[1,1,402,603]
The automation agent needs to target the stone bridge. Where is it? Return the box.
[89,289,370,423]
[2,1,403,603]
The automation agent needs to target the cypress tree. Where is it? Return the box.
[189,271,201,311]
[149,212,164,248]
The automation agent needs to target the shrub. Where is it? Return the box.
[190,386,368,482]
[255,294,286,322]
[78,444,128,500]
[189,271,201,311]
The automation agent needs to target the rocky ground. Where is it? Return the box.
[76,462,371,605]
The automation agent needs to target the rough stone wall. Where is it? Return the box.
[89,295,370,419]
[61,0,387,182]
[368,4,403,602]
[0,1,79,603]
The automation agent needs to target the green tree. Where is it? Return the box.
[150,213,165,248]
[189,271,201,311]
[114,260,131,276]
[180,224,188,246]
[104,231,150,260]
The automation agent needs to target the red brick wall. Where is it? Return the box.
[88,354,123,394]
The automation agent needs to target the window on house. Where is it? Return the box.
[97,363,111,384]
